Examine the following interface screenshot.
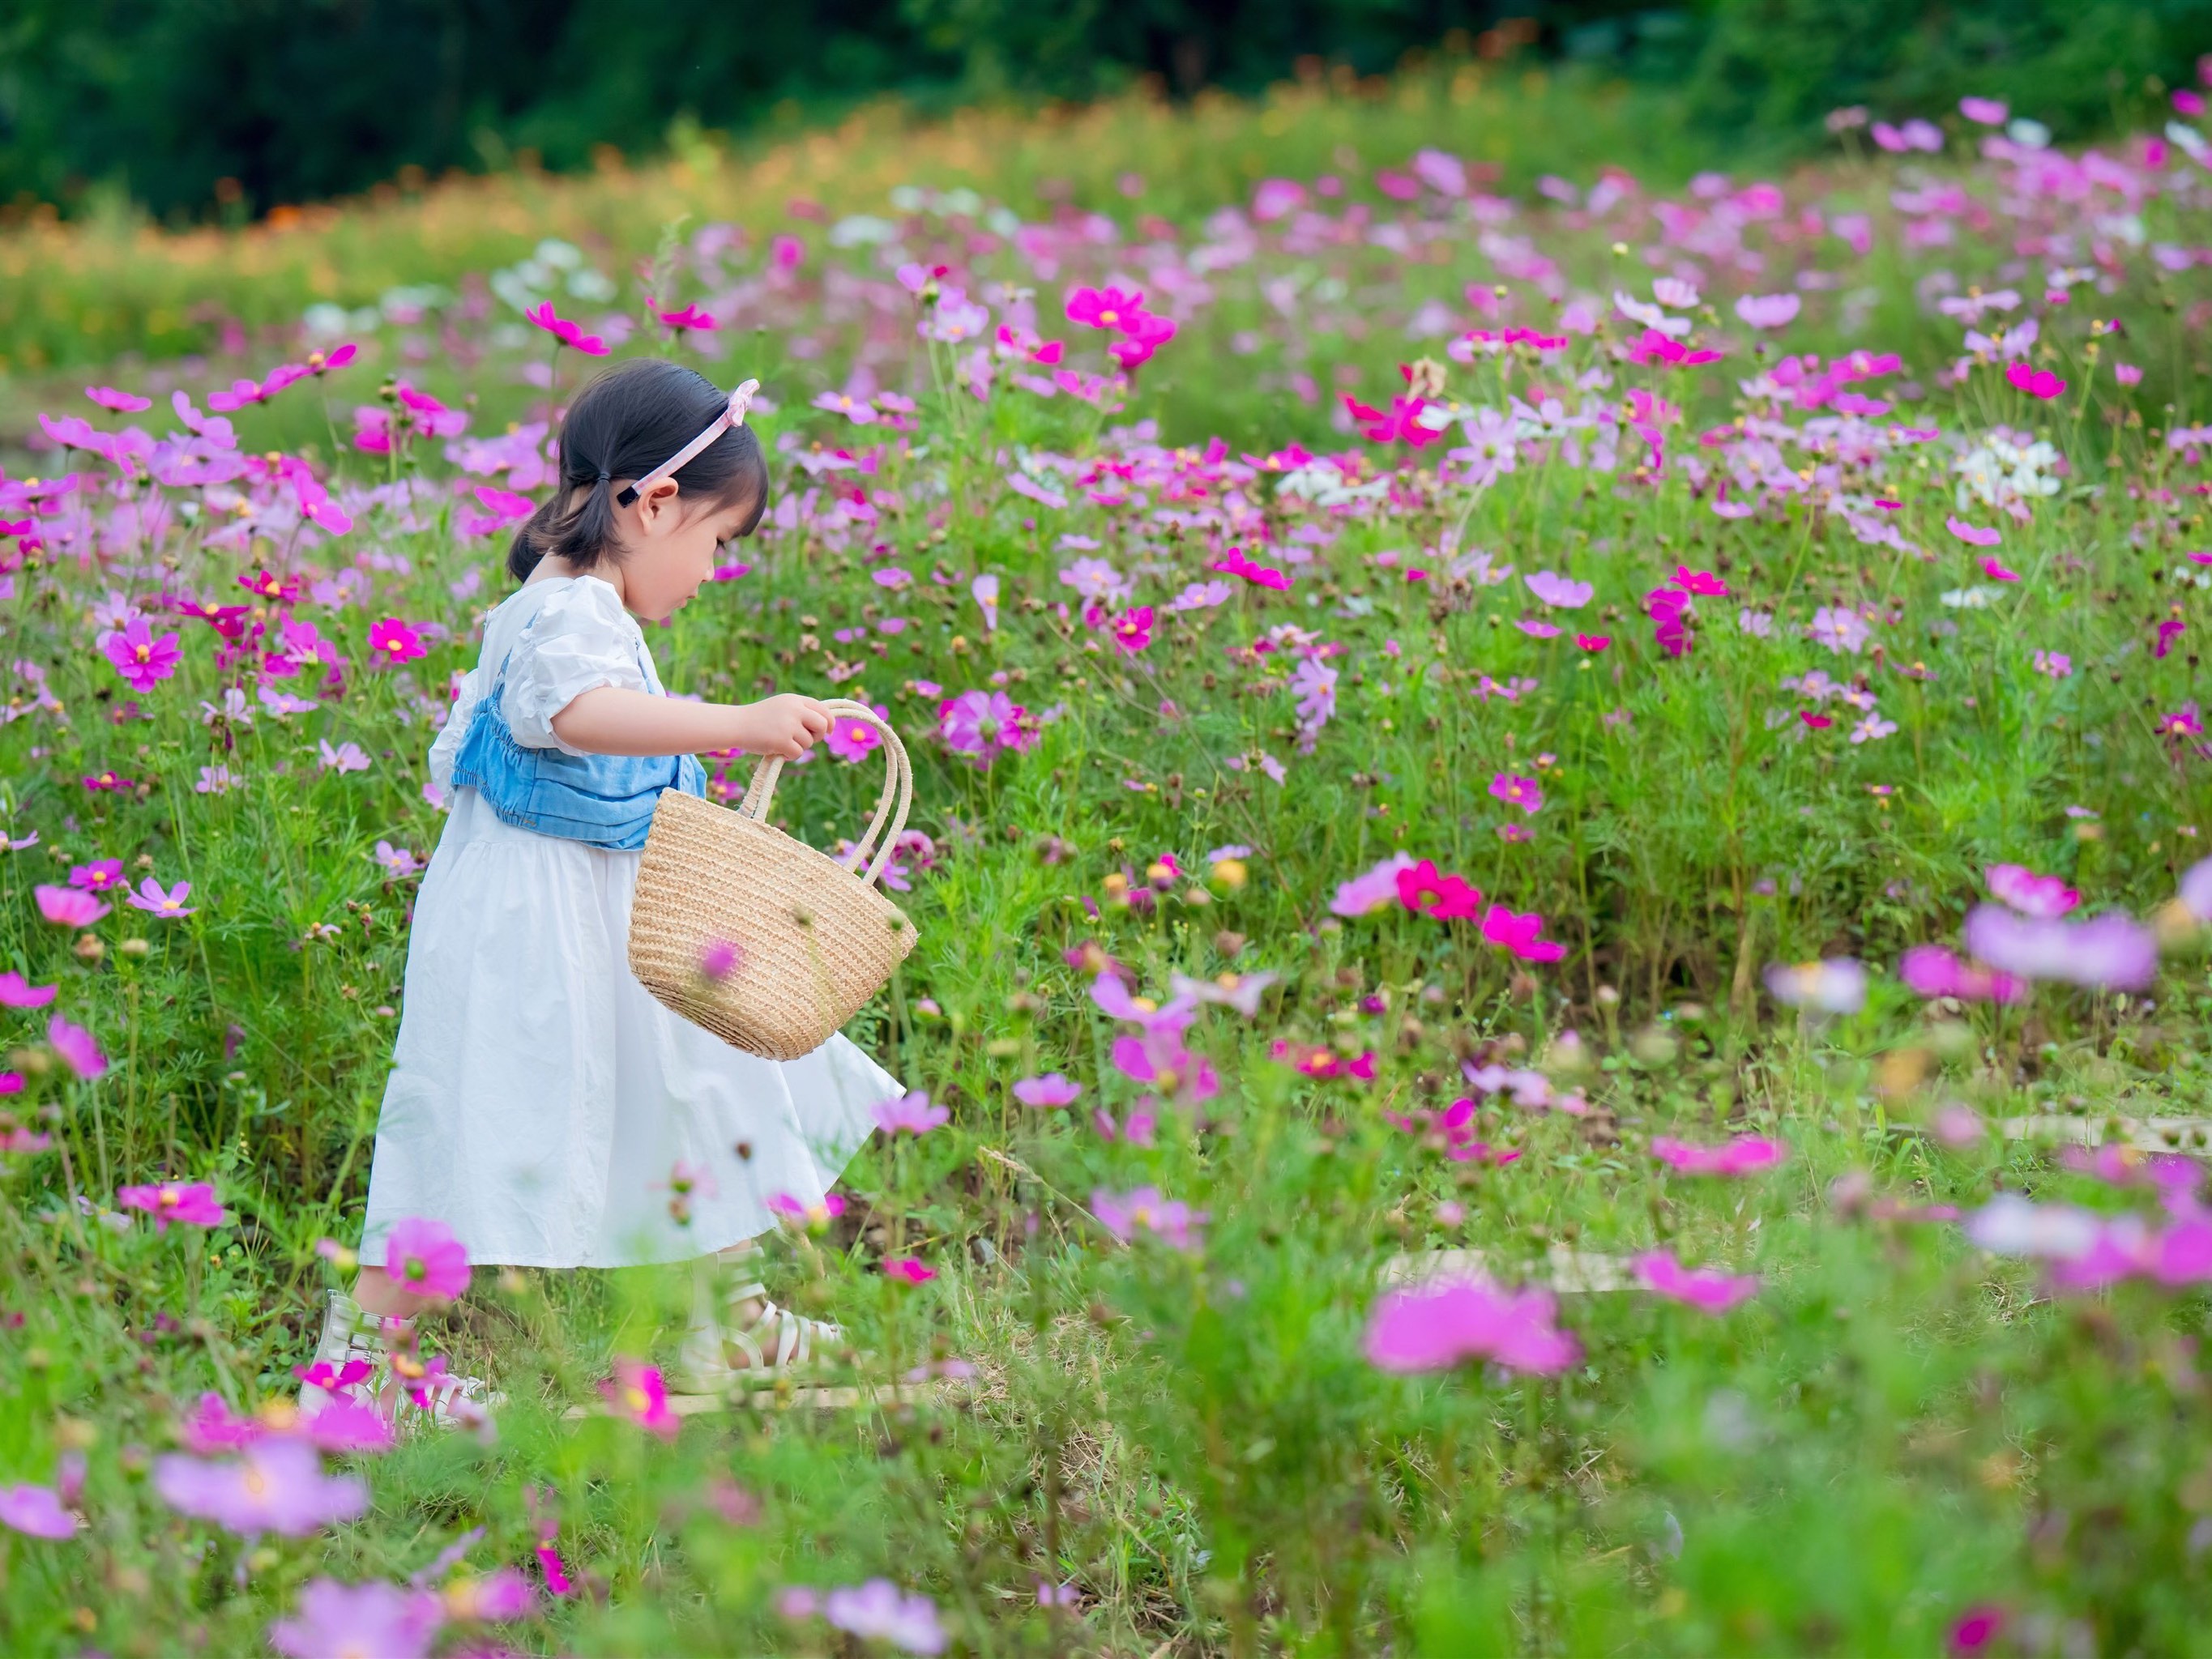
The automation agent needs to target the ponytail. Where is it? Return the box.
[504,358,770,586]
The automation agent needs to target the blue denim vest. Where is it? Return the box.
[449,628,706,851]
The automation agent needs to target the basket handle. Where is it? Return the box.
[733,698,913,887]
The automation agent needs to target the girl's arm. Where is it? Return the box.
[550,688,835,761]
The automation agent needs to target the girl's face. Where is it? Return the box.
[618,480,758,624]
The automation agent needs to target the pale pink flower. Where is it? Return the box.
[154,1439,367,1536]
[1091,1186,1206,1251]
[873,1090,950,1135]
[1013,1073,1082,1107]
[1762,958,1867,1013]
[1330,852,1415,918]
[1945,516,2001,547]
[318,740,370,774]
[0,1484,77,1539]
[1633,1250,1760,1312]
[1735,293,1801,329]
[125,877,194,919]
[1961,906,2155,991]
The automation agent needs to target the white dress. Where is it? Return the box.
[360,574,902,1269]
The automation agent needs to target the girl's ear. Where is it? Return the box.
[637,478,682,531]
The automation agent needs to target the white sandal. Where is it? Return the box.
[297,1290,501,1429]
[670,1263,846,1394]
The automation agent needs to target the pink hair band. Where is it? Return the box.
[615,377,759,505]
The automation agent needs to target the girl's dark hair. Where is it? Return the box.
[507,358,770,582]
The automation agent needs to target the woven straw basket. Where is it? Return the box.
[627,699,917,1061]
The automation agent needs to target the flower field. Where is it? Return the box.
[8,70,2212,1657]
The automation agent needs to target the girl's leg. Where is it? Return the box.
[351,1265,434,1320]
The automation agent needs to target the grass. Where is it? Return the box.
[1,68,2211,1659]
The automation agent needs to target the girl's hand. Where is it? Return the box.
[741,694,835,760]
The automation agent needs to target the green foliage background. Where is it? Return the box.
[2,0,2210,220]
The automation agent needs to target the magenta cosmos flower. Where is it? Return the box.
[270,1577,446,1659]
[1397,859,1484,921]
[118,1180,228,1232]
[1064,284,1151,332]
[35,884,109,928]
[47,1016,107,1080]
[884,1256,938,1284]
[1364,1279,1580,1375]
[0,1483,78,1539]
[1490,773,1544,814]
[1012,1073,1082,1107]
[100,617,182,693]
[366,617,426,666]
[873,1090,950,1135]
[1984,863,2078,919]
[1898,945,2027,1004]
[1945,515,2001,547]
[600,1358,679,1440]
[1651,1134,1783,1176]
[154,1438,367,1536]
[1633,1250,1760,1313]
[825,714,882,761]
[0,972,57,1009]
[1480,905,1567,962]
[522,301,609,356]
[383,1216,471,1301]
[85,385,152,412]
[1109,605,1155,656]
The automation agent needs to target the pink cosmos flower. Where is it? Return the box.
[1065,285,1149,332]
[1945,516,2001,547]
[1480,904,1566,962]
[1211,547,1292,590]
[1961,906,2156,991]
[1363,1279,1580,1375]
[1734,293,1802,329]
[1489,773,1544,814]
[1109,606,1155,656]
[1980,557,2021,582]
[318,740,370,774]
[652,302,719,332]
[154,1438,368,1536]
[1013,1073,1082,1108]
[1091,1186,1207,1252]
[85,386,152,412]
[767,1191,848,1228]
[1634,1250,1760,1313]
[270,1578,445,1659]
[523,301,610,355]
[825,716,882,761]
[47,1016,106,1079]
[0,973,58,1009]
[1959,96,2009,125]
[1650,1134,1784,1176]
[601,1358,679,1439]
[698,938,740,981]
[1673,565,1728,597]
[1986,864,2078,919]
[1949,1606,2006,1657]
[1577,633,1612,652]
[1523,570,1593,609]
[366,618,425,666]
[100,617,182,693]
[1761,958,1867,1013]
[824,1580,948,1654]
[2005,362,2065,399]
[126,877,195,919]
[1898,945,2027,1004]
[67,858,125,893]
[873,1090,950,1135]
[384,1216,471,1301]
[937,690,1034,761]
[1397,859,1484,921]
[1332,852,1415,917]
[118,1180,226,1231]
[885,1257,938,1284]
[0,1483,77,1539]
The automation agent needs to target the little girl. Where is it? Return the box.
[302,358,903,1418]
